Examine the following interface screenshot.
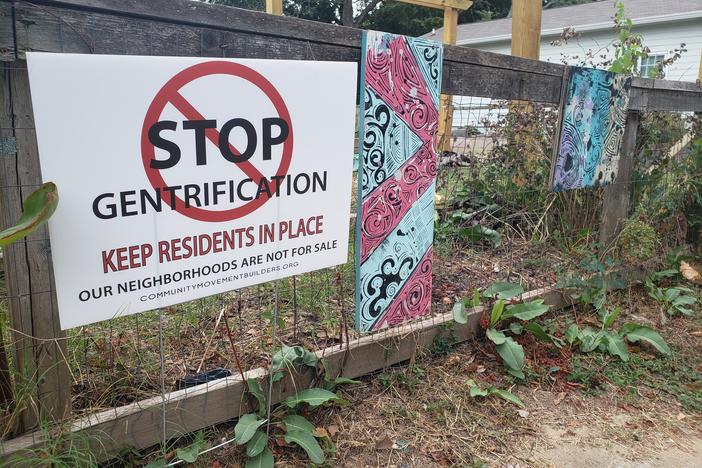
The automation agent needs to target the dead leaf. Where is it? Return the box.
[446,355,462,367]
[327,425,339,437]
[518,409,529,418]
[681,261,701,282]
[376,435,393,450]
[246,328,259,336]
[677,412,687,421]
[554,392,566,405]
[211,461,222,468]
[313,427,329,438]
[465,362,478,373]
[476,365,486,373]
[690,331,702,337]
[442,296,452,304]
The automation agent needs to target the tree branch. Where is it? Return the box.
[353,0,385,28]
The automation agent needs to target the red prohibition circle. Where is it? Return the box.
[141,61,294,222]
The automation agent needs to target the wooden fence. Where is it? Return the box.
[0,0,700,460]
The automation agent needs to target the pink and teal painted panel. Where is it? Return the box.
[355,31,443,332]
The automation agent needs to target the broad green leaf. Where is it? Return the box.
[504,300,550,321]
[469,385,489,397]
[284,429,325,464]
[282,388,340,408]
[578,327,603,353]
[144,460,167,468]
[245,447,274,468]
[235,413,267,445]
[247,378,266,417]
[483,282,524,300]
[176,432,205,463]
[0,182,58,247]
[471,288,481,307]
[302,349,318,368]
[490,300,505,326]
[453,301,468,324]
[507,368,525,379]
[458,225,502,247]
[333,377,362,386]
[490,388,525,408]
[647,269,678,283]
[524,323,552,343]
[509,322,523,335]
[246,430,267,458]
[565,324,579,346]
[496,337,524,371]
[604,332,629,361]
[271,345,303,372]
[624,324,671,356]
[602,307,622,329]
[486,328,507,345]
[282,414,315,434]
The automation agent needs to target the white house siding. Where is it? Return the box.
[451,18,702,131]
[464,18,702,81]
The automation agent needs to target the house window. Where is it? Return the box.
[639,54,666,78]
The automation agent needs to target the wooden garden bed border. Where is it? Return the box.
[0,284,574,462]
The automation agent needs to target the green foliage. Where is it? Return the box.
[483,282,524,300]
[455,281,551,378]
[431,322,458,355]
[617,219,659,262]
[0,182,58,247]
[645,271,698,316]
[609,1,648,75]
[564,314,671,362]
[235,414,268,444]
[282,388,342,408]
[557,248,623,311]
[466,379,525,408]
[284,428,325,464]
[234,345,354,466]
[245,447,274,468]
[175,432,207,464]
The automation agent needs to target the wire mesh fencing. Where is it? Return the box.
[0,76,701,466]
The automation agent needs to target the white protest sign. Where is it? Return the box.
[27,53,357,329]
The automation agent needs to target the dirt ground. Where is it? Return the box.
[175,275,702,468]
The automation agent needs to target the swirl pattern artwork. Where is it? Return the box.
[550,66,632,191]
[355,31,443,332]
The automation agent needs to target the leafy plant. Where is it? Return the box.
[645,269,698,316]
[466,379,525,408]
[0,182,58,247]
[609,0,649,75]
[564,308,670,362]
[233,345,356,467]
[454,281,550,379]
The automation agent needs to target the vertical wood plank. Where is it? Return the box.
[511,0,542,60]
[265,0,283,16]
[0,61,38,432]
[438,7,457,152]
[0,62,70,431]
[600,111,640,248]
[12,63,70,425]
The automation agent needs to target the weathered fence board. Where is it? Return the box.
[1,0,699,110]
[600,111,641,247]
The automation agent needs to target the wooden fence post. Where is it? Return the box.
[0,62,70,432]
[600,110,640,248]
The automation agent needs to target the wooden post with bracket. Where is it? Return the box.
[396,0,473,152]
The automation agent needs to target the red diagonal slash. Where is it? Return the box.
[141,60,293,222]
[168,91,265,182]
